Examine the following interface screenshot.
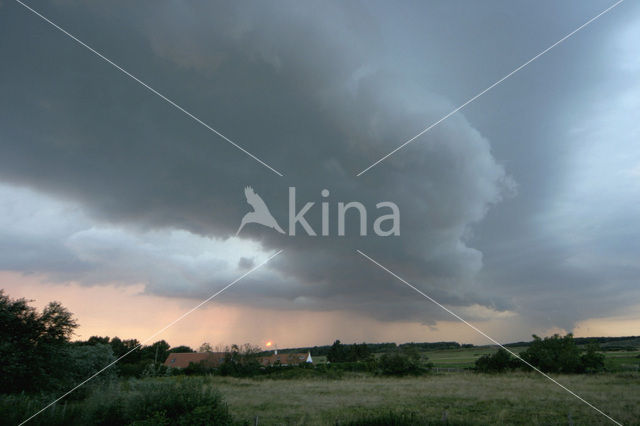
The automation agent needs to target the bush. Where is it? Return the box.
[0,291,77,394]
[327,340,373,363]
[2,379,236,426]
[475,348,519,373]
[521,334,605,374]
[86,379,233,425]
[520,334,581,373]
[261,364,343,380]
[580,343,605,373]
[376,347,432,376]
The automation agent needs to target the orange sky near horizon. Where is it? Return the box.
[2,271,638,350]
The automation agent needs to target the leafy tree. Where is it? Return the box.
[327,340,348,362]
[328,341,374,363]
[475,348,518,373]
[521,334,582,373]
[377,347,431,376]
[169,345,195,353]
[86,335,110,345]
[580,342,605,373]
[139,340,171,364]
[218,343,262,377]
[198,342,214,353]
[348,342,372,362]
[0,290,78,393]
[65,343,117,396]
[110,337,141,358]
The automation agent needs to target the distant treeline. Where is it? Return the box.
[262,336,640,356]
[259,341,472,357]
[476,334,607,374]
[3,288,638,397]
[504,335,640,349]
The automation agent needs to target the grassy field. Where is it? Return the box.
[208,372,640,425]
[603,350,640,372]
[421,346,519,369]
[421,346,639,370]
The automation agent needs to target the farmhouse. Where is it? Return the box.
[259,352,313,366]
[163,352,226,369]
[163,351,313,369]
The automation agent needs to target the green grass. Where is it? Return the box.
[207,372,640,425]
[5,371,639,425]
[0,378,235,426]
[313,345,639,370]
[417,345,639,371]
[604,350,640,371]
[420,346,524,369]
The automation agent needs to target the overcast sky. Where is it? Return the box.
[1,0,639,348]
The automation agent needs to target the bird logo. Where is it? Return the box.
[236,186,285,235]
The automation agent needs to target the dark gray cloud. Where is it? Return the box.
[1,0,639,335]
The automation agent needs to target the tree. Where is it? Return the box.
[198,342,214,353]
[139,340,171,364]
[377,348,430,376]
[110,336,141,358]
[521,334,582,373]
[580,342,605,373]
[40,301,78,342]
[348,342,372,362]
[86,335,110,345]
[475,348,518,373]
[0,290,78,393]
[169,345,195,353]
[327,340,348,363]
[217,343,262,377]
[66,343,117,394]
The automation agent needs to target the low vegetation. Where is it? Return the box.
[474,335,606,374]
[2,290,639,425]
[0,379,236,425]
[205,373,640,425]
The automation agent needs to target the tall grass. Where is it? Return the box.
[206,371,640,425]
[0,378,236,425]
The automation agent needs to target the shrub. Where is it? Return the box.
[4,379,236,426]
[376,347,432,376]
[0,291,77,394]
[520,334,605,374]
[86,379,234,425]
[475,348,519,373]
[580,343,605,373]
[521,334,582,373]
[0,393,84,425]
[327,340,373,362]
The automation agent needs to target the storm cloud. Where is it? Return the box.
[1,0,639,338]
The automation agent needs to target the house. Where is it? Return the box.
[163,352,226,369]
[258,351,312,366]
[164,350,314,369]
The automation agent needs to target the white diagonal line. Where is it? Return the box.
[19,249,284,426]
[15,0,284,177]
[356,249,621,425]
[356,0,625,177]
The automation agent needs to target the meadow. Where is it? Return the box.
[4,328,640,426]
[209,371,640,425]
[423,345,640,371]
[7,370,638,425]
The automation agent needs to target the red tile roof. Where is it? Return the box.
[258,352,311,366]
[163,352,226,369]
[164,351,313,368]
